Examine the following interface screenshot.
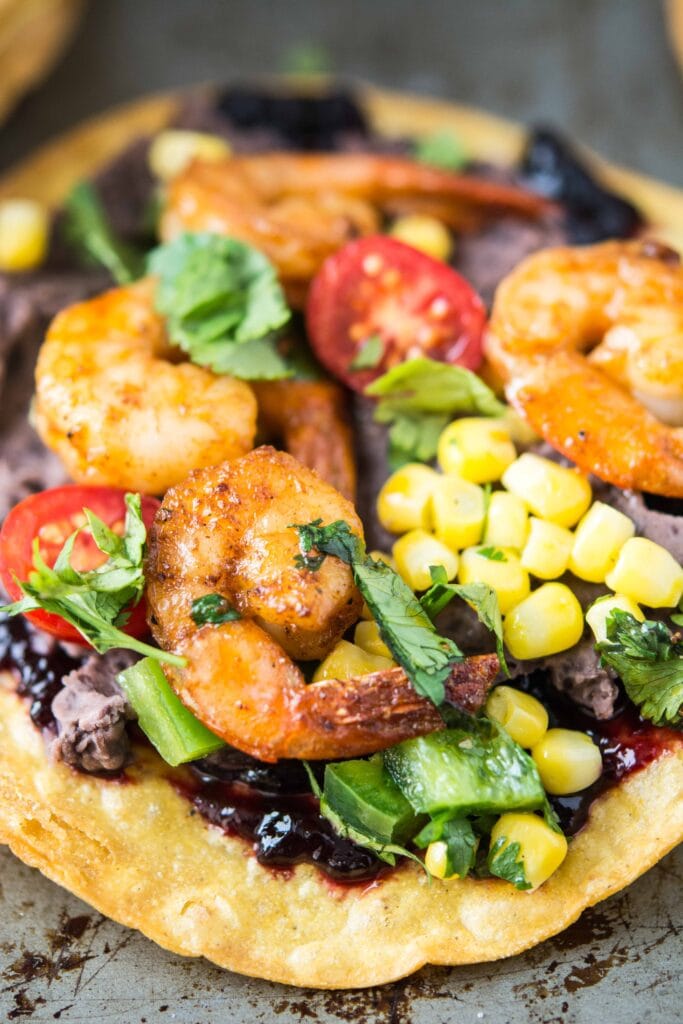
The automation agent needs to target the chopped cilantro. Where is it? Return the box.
[420,565,508,675]
[597,610,683,728]
[0,495,184,667]
[292,519,463,706]
[349,334,384,371]
[191,594,241,627]
[147,232,291,380]
[63,181,145,284]
[487,837,532,890]
[414,131,467,171]
[414,815,478,878]
[478,546,507,562]
[365,358,505,468]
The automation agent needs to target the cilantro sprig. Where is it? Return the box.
[597,610,683,728]
[63,181,145,285]
[147,232,292,380]
[191,594,241,627]
[292,519,463,706]
[365,358,505,468]
[420,565,508,675]
[0,495,184,667]
[487,837,532,890]
[414,815,478,878]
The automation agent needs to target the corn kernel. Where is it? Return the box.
[458,546,530,613]
[0,199,49,272]
[605,537,683,608]
[424,841,459,879]
[437,418,517,484]
[532,728,603,795]
[490,813,568,890]
[377,464,440,534]
[393,529,459,592]
[486,686,549,748]
[503,582,583,660]
[369,550,396,570]
[585,593,644,643]
[569,501,635,582]
[521,518,573,580]
[502,453,592,528]
[483,491,529,551]
[312,640,394,683]
[389,214,453,262]
[148,130,231,181]
[354,620,393,659]
[430,476,485,550]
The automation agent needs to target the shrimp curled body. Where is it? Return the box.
[34,279,257,495]
[485,241,683,497]
[145,447,498,762]
[161,153,553,305]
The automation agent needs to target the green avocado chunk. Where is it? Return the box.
[384,720,545,817]
[323,755,423,847]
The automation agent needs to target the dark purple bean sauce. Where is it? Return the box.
[0,613,85,729]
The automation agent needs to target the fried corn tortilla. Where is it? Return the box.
[0,83,682,988]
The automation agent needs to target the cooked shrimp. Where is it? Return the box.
[33,279,258,495]
[253,378,356,500]
[145,447,498,762]
[161,153,553,303]
[485,240,683,497]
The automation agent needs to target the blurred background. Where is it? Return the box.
[1,0,682,184]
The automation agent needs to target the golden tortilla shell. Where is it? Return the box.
[0,83,682,988]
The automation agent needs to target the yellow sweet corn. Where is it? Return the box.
[503,582,583,660]
[498,407,540,446]
[605,537,683,608]
[490,813,568,890]
[430,475,486,550]
[585,594,644,643]
[569,501,635,582]
[148,130,231,181]
[389,213,453,262]
[354,620,393,659]
[425,841,459,880]
[312,640,394,683]
[376,464,440,534]
[486,686,549,748]
[437,417,516,484]
[483,491,529,551]
[458,546,530,614]
[369,550,396,569]
[0,199,49,272]
[393,529,459,592]
[502,453,592,528]
[531,728,603,795]
[521,518,574,580]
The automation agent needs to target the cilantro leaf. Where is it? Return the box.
[478,546,507,562]
[0,494,184,668]
[414,131,467,171]
[421,566,508,675]
[487,837,532,890]
[349,335,384,371]
[292,519,463,706]
[190,594,241,627]
[597,610,683,728]
[147,232,291,380]
[63,181,145,284]
[365,358,505,468]
[414,815,478,878]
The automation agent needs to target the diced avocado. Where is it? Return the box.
[323,755,422,847]
[384,720,545,817]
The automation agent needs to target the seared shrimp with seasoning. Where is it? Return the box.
[485,240,683,497]
[160,152,553,304]
[145,447,497,762]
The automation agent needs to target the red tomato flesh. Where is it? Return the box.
[306,235,486,392]
[0,485,160,643]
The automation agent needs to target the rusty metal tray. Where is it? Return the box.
[1,844,680,1022]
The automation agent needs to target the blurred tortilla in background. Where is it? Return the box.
[0,0,84,124]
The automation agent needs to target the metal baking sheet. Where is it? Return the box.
[1,843,680,1023]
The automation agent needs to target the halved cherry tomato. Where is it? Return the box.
[306,235,486,392]
[0,485,160,643]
